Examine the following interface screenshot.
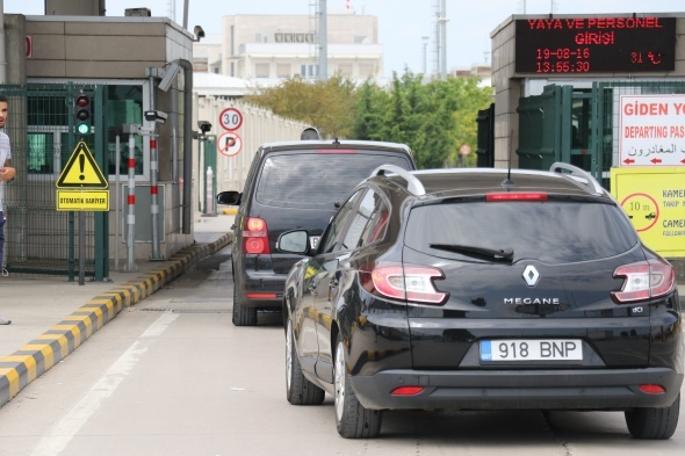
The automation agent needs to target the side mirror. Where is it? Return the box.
[217,191,241,206]
[277,230,309,255]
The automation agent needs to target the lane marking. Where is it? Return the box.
[30,311,179,456]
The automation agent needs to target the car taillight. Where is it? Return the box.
[612,259,675,303]
[242,217,270,254]
[363,263,447,304]
[486,192,548,202]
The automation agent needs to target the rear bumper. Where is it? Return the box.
[350,367,683,411]
[239,269,286,309]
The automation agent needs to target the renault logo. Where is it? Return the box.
[522,265,540,287]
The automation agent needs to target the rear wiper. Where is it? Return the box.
[429,243,514,263]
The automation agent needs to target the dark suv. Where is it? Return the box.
[281,163,682,439]
[217,140,415,326]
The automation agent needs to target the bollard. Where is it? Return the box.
[205,166,216,216]
[127,134,137,272]
[150,136,163,260]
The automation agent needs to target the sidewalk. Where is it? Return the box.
[0,214,233,406]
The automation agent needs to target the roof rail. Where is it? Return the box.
[549,162,604,195]
[371,164,426,196]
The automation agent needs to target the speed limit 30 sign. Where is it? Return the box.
[220,107,243,131]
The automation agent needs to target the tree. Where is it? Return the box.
[247,75,356,138]
[250,71,493,169]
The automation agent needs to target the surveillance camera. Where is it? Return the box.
[194,25,205,40]
[198,120,212,134]
[145,110,168,124]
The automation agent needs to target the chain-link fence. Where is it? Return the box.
[1,84,98,277]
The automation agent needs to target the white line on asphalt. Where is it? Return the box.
[30,311,180,456]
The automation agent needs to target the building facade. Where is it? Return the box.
[193,14,383,83]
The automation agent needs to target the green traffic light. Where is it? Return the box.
[77,123,90,135]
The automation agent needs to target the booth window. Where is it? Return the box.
[106,85,143,175]
[26,84,144,177]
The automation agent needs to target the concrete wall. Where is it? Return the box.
[44,0,105,16]
[490,13,685,167]
[25,18,185,78]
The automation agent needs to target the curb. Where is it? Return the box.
[0,233,232,409]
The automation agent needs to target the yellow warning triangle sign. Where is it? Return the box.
[56,141,108,189]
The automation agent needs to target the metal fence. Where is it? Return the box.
[0,84,105,278]
[195,98,310,201]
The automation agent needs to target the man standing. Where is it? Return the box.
[0,96,16,325]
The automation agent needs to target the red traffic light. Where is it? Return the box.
[75,95,89,108]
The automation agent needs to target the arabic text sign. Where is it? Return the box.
[619,95,685,166]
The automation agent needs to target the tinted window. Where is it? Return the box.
[405,201,638,263]
[340,190,376,250]
[360,193,390,246]
[255,152,411,209]
[321,190,365,253]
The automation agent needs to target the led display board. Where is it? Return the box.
[515,17,676,74]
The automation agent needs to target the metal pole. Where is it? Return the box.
[127,133,137,272]
[176,59,193,234]
[0,0,7,83]
[68,212,75,281]
[78,212,85,285]
[114,135,121,272]
[150,135,162,260]
[439,0,447,79]
[183,0,189,29]
[421,36,429,75]
[318,0,328,80]
[171,87,179,182]
[198,138,204,212]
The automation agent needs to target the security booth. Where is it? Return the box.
[489,12,685,272]
[0,11,195,279]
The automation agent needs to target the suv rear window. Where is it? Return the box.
[405,201,639,263]
[255,152,412,209]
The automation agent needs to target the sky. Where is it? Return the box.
[4,0,685,76]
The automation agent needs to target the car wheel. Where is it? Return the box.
[285,319,325,405]
[625,394,680,440]
[334,336,382,438]
[232,275,257,326]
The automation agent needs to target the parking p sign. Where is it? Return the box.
[218,131,242,157]
[219,107,243,131]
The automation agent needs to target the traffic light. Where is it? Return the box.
[74,94,91,135]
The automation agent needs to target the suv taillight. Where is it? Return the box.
[242,217,271,254]
[612,259,675,303]
[362,263,447,304]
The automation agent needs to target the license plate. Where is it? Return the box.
[480,339,583,362]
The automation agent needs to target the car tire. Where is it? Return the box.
[232,273,257,326]
[625,394,680,440]
[334,336,382,438]
[285,319,325,405]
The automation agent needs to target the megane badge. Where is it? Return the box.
[523,265,540,287]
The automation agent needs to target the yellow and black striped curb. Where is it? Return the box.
[0,233,232,409]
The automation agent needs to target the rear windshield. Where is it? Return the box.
[255,152,412,209]
[405,201,639,263]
